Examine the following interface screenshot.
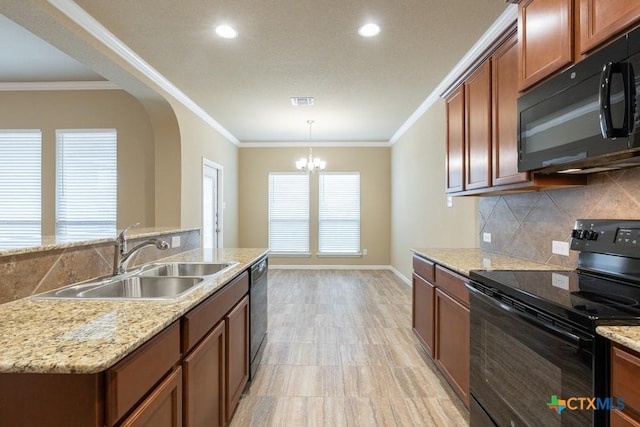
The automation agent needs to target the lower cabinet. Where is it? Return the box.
[183,320,226,427]
[412,254,470,409]
[225,295,249,423]
[611,343,640,426]
[120,367,183,427]
[412,273,435,356]
[435,288,470,407]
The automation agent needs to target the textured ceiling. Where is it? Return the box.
[1,0,509,143]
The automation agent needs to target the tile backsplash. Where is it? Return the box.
[0,229,200,305]
[479,169,640,268]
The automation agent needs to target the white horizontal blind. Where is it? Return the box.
[0,130,42,248]
[56,129,117,241]
[319,173,360,254]
[268,173,309,254]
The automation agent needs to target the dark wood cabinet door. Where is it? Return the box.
[226,295,249,422]
[446,85,465,193]
[492,34,529,186]
[580,0,640,54]
[519,0,573,90]
[611,344,640,425]
[120,367,182,427]
[435,289,470,408]
[465,61,491,191]
[183,320,226,427]
[412,273,435,357]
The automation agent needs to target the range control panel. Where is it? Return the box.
[571,219,640,257]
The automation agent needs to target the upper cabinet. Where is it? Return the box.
[519,0,640,90]
[580,0,640,54]
[518,0,573,91]
[445,31,585,196]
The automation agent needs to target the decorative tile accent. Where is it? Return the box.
[479,171,640,268]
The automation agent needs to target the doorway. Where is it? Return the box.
[202,159,223,249]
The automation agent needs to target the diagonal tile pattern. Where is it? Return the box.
[231,269,469,426]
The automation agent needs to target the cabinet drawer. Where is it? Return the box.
[107,321,180,426]
[435,265,469,306]
[182,271,249,353]
[612,344,640,417]
[413,255,435,282]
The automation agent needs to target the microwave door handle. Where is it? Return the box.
[624,63,635,135]
[600,62,615,138]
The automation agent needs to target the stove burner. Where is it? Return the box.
[575,290,639,307]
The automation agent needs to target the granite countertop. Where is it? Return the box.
[0,248,268,374]
[0,226,199,257]
[597,326,640,354]
[411,247,565,276]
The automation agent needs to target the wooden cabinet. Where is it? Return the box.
[518,0,573,90]
[465,61,492,190]
[445,30,586,196]
[611,343,640,425]
[412,273,435,356]
[182,271,249,427]
[446,85,465,192]
[412,255,469,408]
[492,35,528,186]
[435,288,470,408]
[519,0,640,90]
[579,0,640,54]
[120,367,182,427]
[183,320,226,427]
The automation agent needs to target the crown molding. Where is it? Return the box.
[47,0,240,146]
[238,141,391,148]
[0,81,120,91]
[389,5,518,145]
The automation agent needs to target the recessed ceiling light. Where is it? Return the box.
[358,23,380,38]
[215,25,238,39]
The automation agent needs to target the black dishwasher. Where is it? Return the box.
[249,256,268,380]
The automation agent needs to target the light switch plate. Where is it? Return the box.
[447,196,453,208]
[171,236,181,248]
[483,232,492,243]
[552,240,569,256]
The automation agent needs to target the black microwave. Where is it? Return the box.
[518,26,640,174]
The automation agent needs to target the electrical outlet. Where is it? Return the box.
[363,249,368,256]
[552,240,569,256]
[171,236,181,248]
[483,232,492,243]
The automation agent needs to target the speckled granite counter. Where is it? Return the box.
[597,326,640,353]
[411,248,565,276]
[0,248,268,374]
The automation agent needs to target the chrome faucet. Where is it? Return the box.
[113,223,169,275]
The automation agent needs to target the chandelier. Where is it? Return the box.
[296,120,326,172]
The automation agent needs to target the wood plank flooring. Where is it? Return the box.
[230,269,469,426]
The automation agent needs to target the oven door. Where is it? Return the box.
[467,284,598,427]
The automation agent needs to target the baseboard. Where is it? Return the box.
[390,267,411,287]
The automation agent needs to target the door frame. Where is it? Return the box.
[202,158,224,249]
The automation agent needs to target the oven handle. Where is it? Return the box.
[465,283,586,346]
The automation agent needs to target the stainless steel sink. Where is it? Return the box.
[137,262,237,277]
[35,276,204,300]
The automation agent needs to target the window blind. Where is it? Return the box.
[0,130,42,248]
[56,129,117,241]
[318,173,360,254]
[268,173,309,254]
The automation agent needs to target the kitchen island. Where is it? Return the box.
[0,247,268,426]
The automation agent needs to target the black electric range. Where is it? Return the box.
[467,219,640,427]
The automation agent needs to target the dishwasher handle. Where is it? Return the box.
[251,258,268,282]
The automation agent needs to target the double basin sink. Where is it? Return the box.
[34,262,237,301]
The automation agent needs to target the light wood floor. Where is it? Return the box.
[230,269,469,426]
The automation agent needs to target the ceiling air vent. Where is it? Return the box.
[291,97,315,106]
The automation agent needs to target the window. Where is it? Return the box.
[0,130,42,248]
[318,172,360,255]
[56,129,117,241]
[268,173,309,254]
